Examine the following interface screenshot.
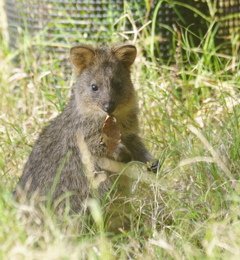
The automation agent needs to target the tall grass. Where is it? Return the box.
[1,0,240,259]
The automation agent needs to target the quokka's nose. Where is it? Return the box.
[103,102,116,114]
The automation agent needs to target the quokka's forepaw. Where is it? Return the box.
[147,160,160,174]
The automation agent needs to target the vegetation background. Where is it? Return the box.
[0,0,240,259]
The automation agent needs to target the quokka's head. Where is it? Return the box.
[70,44,137,118]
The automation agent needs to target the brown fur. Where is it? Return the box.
[15,44,154,231]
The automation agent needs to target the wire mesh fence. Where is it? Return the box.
[5,0,124,73]
[148,0,240,60]
[5,0,240,70]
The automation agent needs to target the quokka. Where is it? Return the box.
[15,43,158,231]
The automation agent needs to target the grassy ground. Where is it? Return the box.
[1,1,240,259]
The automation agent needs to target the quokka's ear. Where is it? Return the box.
[70,45,95,75]
[111,44,137,68]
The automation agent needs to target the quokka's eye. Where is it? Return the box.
[91,84,99,92]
